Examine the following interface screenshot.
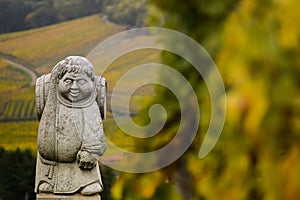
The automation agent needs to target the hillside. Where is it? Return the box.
[0,14,124,73]
[0,14,125,151]
[0,14,160,152]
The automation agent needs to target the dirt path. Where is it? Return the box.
[2,58,37,86]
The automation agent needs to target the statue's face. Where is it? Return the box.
[57,71,94,103]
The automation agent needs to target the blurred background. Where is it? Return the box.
[0,0,300,199]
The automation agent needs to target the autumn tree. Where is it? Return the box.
[0,148,36,200]
[0,0,31,33]
[110,0,300,199]
[103,0,147,26]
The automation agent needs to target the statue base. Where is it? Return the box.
[37,193,101,200]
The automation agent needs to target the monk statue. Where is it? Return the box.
[35,56,107,197]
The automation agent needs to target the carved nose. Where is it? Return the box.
[70,81,79,90]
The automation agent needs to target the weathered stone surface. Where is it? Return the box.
[37,193,101,200]
[35,56,107,197]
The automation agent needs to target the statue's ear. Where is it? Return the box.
[95,76,107,120]
[35,74,51,121]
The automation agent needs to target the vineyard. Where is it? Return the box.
[0,99,36,122]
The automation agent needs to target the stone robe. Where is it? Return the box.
[35,73,106,194]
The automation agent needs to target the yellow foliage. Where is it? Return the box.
[111,178,124,200]
[279,147,300,199]
[136,171,164,198]
[242,79,269,134]
[276,0,300,49]
[259,153,284,200]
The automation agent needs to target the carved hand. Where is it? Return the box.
[76,150,97,170]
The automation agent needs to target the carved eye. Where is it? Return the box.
[78,79,87,85]
[64,79,73,85]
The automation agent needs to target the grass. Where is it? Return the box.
[0,61,28,82]
[0,59,9,69]
[0,121,38,151]
[0,64,32,83]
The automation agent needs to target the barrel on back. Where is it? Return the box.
[95,76,107,120]
[35,74,107,121]
[35,74,51,121]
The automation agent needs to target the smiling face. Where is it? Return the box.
[57,71,94,103]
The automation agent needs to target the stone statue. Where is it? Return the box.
[35,56,107,198]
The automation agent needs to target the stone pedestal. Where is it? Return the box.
[37,193,101,200]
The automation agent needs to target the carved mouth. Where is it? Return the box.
[70,91,80,98]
